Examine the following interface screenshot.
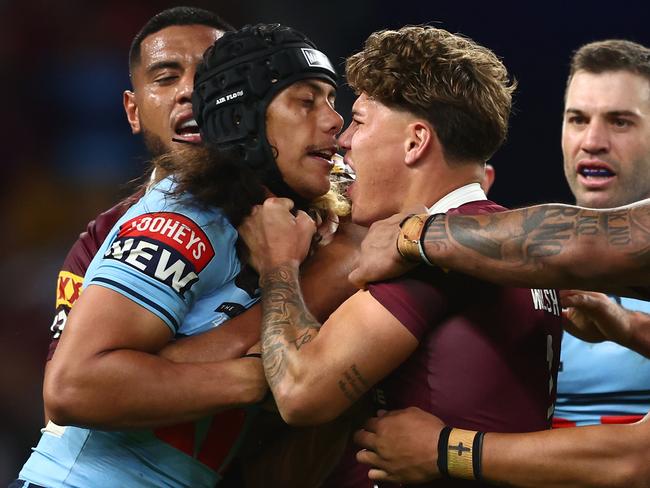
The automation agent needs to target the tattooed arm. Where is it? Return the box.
[350,200,650,298]
[241,199,418,425]
[261,270,417,425]
[425,202,650,297]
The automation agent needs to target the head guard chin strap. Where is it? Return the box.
[192,23,338,203]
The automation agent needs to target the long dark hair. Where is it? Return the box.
[150,144,351,230]
[153,145,267,228]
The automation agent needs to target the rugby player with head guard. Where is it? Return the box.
[14,22,361,488]
[239,25,562,487]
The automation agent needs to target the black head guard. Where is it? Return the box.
[192,23,337,199]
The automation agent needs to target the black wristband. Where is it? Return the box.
[472,431,485,481]
[420,212,440,237]
[419,213,446,266]
[437,426,452,477]
[242,353,262,359]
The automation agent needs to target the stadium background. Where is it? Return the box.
[1,0,648,482]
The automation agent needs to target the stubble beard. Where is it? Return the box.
[142,129,170,159]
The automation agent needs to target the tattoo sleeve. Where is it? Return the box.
[260,264,321,389]
[421,202,650,294]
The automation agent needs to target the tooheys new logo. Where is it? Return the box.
[104,212,215,296]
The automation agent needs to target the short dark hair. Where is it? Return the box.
[568,39,650,85]
[128,6,234,76]
[346,26,515,163]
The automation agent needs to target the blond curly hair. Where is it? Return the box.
[346,26,516,163]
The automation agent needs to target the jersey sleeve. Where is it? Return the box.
[367,277,450,341]
[84,186,237,335]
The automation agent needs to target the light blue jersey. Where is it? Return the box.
[554,296,650,427]
[19,177,259,487]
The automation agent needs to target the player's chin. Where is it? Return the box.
[350,205,371,227]
[303,178,332,201]
[576,191,618,209]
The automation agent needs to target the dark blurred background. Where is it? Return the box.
[1,0,648,482]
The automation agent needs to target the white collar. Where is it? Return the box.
[427,182,487,214]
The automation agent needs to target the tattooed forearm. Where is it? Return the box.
[606,210,632,246]
[419,213,454,256]
[418,201,650,293]
[290,331,313,351]
[262,342,287,389]
[448,214,504,260]
[429,205,595,265]
[629,205,650,260]
[521,206,577,259]
[576,213,599,236]
[337,364,370,404]
[260,264,321,388]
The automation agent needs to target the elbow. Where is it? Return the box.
[623,452,650,488]
[603,431,650,488]
[273,385,341,426]
[43,365,91,426]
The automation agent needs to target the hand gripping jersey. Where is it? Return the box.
[554,296,650,427]
[20,177,259,488]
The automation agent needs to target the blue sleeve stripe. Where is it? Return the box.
[91,277,179,333]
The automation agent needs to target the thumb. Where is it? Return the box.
[562,307,578,323]
[295,208,315,223]
[348,267,368,291]
[559,290,598,309]
[560,294,584,309]
[266,197,296,212]
[295,210,317,233]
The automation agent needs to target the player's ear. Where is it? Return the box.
[482,164,495,194]
[404,121,433,166]
[123,90,141,134]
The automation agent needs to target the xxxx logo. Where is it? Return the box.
[55,271,84,308]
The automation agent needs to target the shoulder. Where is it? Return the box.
[102,180,240,284]
[367,271,450,338]
[128,177,236,245]
[450,199,506,215]
[368,267,449,308]
[83,184,240,332]
[61,191,144,276]
[91,190,148,239]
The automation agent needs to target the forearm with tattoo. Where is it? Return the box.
[260,265,321,389]
[443,205,581,262]
[421,203,650,295]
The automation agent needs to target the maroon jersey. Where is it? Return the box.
[333,200,563,488]
[48,191,142,360]
[371,200,562,432]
